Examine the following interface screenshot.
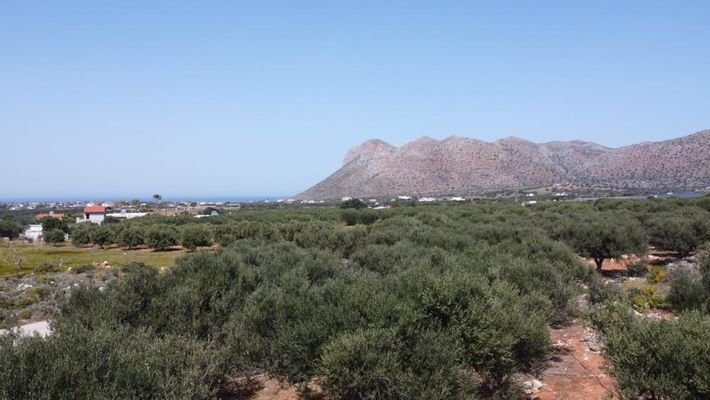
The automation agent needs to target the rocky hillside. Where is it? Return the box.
[296,130,710,200]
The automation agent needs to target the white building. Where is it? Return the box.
[24,225,43,242]
[79,205,107,224]
[106,210,147,220]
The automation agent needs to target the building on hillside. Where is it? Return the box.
[79,205,107,224]
[24,225,43,242]
[106,209,147,220]
[35,211,65,220]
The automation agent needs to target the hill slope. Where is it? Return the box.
[296,130,710,200]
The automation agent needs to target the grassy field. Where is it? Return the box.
[0,241,185,276]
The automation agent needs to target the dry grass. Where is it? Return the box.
[0,241,185,276]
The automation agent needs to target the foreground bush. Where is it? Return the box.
[0,324,219,399]
[591,305,710,400]
[321,328,469,400]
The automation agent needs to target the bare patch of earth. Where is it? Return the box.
[529,321,617,400]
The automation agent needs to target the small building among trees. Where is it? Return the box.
[79,205,107,225]
[23,224,43,242]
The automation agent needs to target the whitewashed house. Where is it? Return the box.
[106,209,147,220]
[24,225,43,242]
[80,205,107,224]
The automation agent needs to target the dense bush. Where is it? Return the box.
[70,223,95,246]
[340,198,368,209]
[667,270,706,310]
[667,249,710,311]
[340,209,380,226]
[590,305,710,400]
[181,224,213,251]
[321,328,468,400]
[43,229,65,245]
[145,225,179,250]
[117,225,145,249]
[626,261,647,277]
[40,217,69,234]
[0,216,23,239]
[646,208,710,256]
[91,225,114,248]
[0,324,220,399]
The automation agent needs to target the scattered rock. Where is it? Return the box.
[666,260,696,271]
[552,340,570,351]
[523,379,545,394]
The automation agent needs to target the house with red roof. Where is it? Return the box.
[81,205,107,224]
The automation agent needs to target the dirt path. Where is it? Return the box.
[250,377,300,400]
[532,321,617,400]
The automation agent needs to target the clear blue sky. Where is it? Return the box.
[2,1,708,199]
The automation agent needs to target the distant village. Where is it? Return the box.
[3,199,235,243]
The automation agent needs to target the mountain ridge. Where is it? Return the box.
[297,130,710,200]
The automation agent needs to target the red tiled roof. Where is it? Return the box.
[35,213,65,220]
[83,206,106,214]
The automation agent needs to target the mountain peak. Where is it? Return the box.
[342,139,395,165]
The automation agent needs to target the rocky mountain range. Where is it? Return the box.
[296,130,710,200]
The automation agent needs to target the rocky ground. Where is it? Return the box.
[0,262,117,328]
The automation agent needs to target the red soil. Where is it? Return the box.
[533,322,617,400]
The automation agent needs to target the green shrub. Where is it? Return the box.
[667,270,707,311]
[0,324,220,399]
[117,225,145,249]
[70,223,95,246]
[646,266,668,284]
[321,328,467,400]
[180,224,213,251]
[91,225,115,248]
[145,226,179,250]
[72,264,96,274]
[0,217,23,240]
[626,261,647,277]
[420,275,551,385]
[43,229,65,245]
[593,306,710,400]
[627,286,666,313]
[35,263,60,273]
[340,198,367,210]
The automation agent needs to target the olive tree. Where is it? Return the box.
[70,223,95,247]
[560,213,647,271]
[43,229,65,245]
[180,224,213,251]
[145,225,179,251]
[117,225,145,250]
[91,225,115,248]
[0,217,23,240]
